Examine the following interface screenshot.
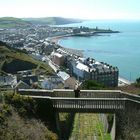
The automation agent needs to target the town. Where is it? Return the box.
[0,25,119,90]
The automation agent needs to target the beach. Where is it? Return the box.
[48,34,72,44]
[48,35,84,57]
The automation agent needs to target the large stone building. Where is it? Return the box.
[51,49,119,87]
[67,57,119,87]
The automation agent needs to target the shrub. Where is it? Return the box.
[0,105,58,140]
[82,80,104,90]
[4,93,37,117]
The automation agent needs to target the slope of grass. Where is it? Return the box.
[0,93,58,140]
[23,17,82,25]
[0,17,31,28]
[0,42,54,74]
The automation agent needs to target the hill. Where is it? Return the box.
[23,17,83,25]
[0,17,31,28]
[0,41,54,75]
[0,93,58,140]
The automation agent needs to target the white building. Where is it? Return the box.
[73,62,89,79]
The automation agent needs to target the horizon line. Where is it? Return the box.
[0,16,140,21]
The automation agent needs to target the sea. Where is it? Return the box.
[58,20,140,82]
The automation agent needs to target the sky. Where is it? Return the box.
[0,0,140,20]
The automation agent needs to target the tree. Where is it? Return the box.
[134,77,140,87]
[81,80,104,90]
[136,77,140,83]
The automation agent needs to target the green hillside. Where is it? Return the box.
[23,17,83,25]
[0,41,54,75]
[0,17,83,27]
[0,17,31,28]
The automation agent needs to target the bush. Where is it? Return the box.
[4,93,37,117]
[136,77,140,83]
[0,105,58,140]
[82,80,104,90]
[4,93,57,134]
[134,77,140,88]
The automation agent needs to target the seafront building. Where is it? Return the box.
[51,51,66,66]
[51,48,119,87]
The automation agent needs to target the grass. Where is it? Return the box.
[96,115,111,140]
[0,45,54,75]
[0,17,31,28]
[69,113,111,140]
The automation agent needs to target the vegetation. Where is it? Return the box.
[134,77,140,87]
[116,108,140,140]
[0,17,31,28]
[23,17,83,25]
[0,41,54,74]
[69,113,111,140]
[59,113,75,139]
[0,93,58,140]
[107,114,114,133]
[82,80,105,90]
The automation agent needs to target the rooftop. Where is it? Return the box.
[57,71,70,81]
[52,52,63,58]
[76,62,89,72]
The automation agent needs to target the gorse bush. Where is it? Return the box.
[0,93,58,140]
[134,77,140,88]
[4,93,37,117]
[82,80,104,90]
[0,104,58,140]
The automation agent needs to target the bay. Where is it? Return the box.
[58,20,140,81]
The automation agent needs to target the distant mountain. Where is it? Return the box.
[23,17,83,25]
[0,17,31,28]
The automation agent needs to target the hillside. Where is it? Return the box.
[0,17,31,28]
[0,93,58,140]
[23,17,83,25]
[0,41,54,75]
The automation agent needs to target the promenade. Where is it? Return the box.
[118,77,131,86]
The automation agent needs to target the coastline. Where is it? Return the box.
[48,36,64,44]
[48,34,72,44]
[47,29,120,44]
[48,35,84,57]
[47,34,132,86]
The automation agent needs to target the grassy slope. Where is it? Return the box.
[0,93,58,140]
[0,16,82,27]
[23,17,82,25]
[0,17,31,28]
[0,42,54,74]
